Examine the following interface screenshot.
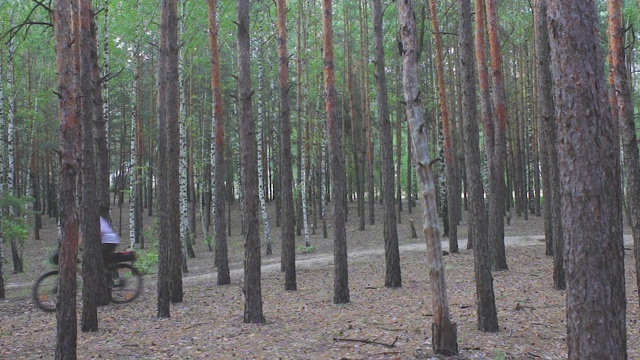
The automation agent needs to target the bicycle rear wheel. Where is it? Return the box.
[108,263,143,304]
[32,271,59,312]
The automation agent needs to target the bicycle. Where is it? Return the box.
[32,250,144,312]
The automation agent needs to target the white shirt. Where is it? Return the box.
[100,217,120,245]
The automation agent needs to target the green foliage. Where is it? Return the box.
[136,250,158,275]
[297,244,317,254]
[1,216,29,246]
[494,350,507,360]
[135,217,159,275]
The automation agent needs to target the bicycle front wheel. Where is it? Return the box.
[32,270,59,312]
[108,263,143,304]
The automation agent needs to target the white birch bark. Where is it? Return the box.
[129,79,137,248]
[103,0,110,141]
[320,94,328,239]
[301,126,311,247]
[209,103,216,247]
[6,34,20,272]
[253,28,272,254]
[129,0,141,249]
[178,0,189,271]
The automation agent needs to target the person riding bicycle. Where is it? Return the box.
[51,217,120,265]
[100,216,120,260]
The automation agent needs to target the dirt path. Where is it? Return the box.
[181,234,546,285]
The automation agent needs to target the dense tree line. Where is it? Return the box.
[0,0,638,358]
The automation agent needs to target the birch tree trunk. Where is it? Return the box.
[178,0,190,272]
[398,0,458,354]
[98,0,111,218]
[254,23,273,255]
[129,0,142,250]
[6,28,22,274]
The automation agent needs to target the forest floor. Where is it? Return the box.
[1,201,639,359]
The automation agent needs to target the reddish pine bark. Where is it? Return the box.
[277,0,297,291]
[548,0,627,357]
[322,0,349,305]
[207,0,230,286]
[237,0,265,323]
[54,0,80,356]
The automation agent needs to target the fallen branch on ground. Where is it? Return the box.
[333,335,398,348]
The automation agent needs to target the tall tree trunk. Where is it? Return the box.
[358,0,375,226]
[0,46,5,300]
[534,0,564,288]
[428,0,458,253]
[484,0,508,271]
[277,0,296,290]
[79,0,107,332]
[398,0,458,354]
[608,0,640,309]
[254,25,273,255]
[207,0,230,285]
[157,0,182,317]
[344,7,365,232]
[548,0,627,358]
[237,0,265,323]
[166,0,183,305]
[54,0,80,356]
[178,0,190,273]
[96,0,110,221]
[459,0,498,332]
[474,0,495,261]
[322,0,350,305]
[6,25,22,274]
[372,0,401,288]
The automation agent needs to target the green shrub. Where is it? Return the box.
[297,244,317,254]
[136,250,158,275]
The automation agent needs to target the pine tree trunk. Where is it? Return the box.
[237,0,265,323]
[485,0,508,271]
[398,0,458,354]
[372,0,401,288]
[548,0,627,357]
[79,1,107,332]
[459,0,498,332]
[322,0,350,305]
[278,0,296,288]
[54,0,80,355]
[165,0,183,305]
[428,0,458,253]
[207,0,230,285]
[534,0,564,287]
[0,53,5,300]
[608,0,640,310]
